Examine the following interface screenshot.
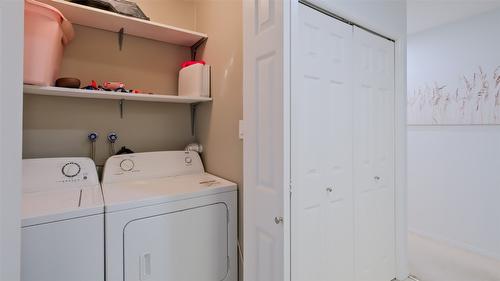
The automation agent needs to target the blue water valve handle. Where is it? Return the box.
[108,132,118,143]
[88,132,98,142]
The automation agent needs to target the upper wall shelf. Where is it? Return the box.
[24,85,212,104]
[38,0,207,47]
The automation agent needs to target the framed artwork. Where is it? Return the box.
[408,66,500,125]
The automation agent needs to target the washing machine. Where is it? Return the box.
[21,157,104,281]
[102,151,237,281]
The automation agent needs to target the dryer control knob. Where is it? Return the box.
[62,162,81,178]
[120,159,135,171]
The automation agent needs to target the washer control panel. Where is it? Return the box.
[57,160,92,183]
[62,162,81,177]
[22,157,99,193]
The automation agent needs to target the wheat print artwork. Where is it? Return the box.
[408,66,500,124]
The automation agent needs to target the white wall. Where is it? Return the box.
[408,6,500,273]
[0,1,23,280]
[407,8,500,125]
[408,126,500,258]
[407,1,500,35]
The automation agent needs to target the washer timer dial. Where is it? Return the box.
[120,159,135,171]
[62,162,81,178]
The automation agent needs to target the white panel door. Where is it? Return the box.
[243,0,287,280]
[353,26,396,281]
[292,4,354,281]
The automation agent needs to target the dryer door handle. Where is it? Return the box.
[140,252,152,281]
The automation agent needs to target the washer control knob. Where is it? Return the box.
[120,159,135,171]
[62,162,81,178]
[185,156,192,164]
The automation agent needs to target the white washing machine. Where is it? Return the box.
[21,157,104,281]
[102,151,237,281]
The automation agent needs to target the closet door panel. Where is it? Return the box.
[293,11,327,281]
[292,4,354,281]
[353,27,396,281]
[373,48,395,190]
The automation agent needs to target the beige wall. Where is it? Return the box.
[23,0,243,202]
[194,1,243,201]
[60,25,190,94]
[193,0,243,277]
[135,0,197,30]
[23,94,194,166]
[196,0,243,186]
[23,1,197,166]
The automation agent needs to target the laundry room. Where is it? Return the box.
[20,0,242,281]
[6,0,500,281]
[3,1,433,281]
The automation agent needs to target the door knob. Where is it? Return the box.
[374,176,381,181]
[274,217,283,224]
[326,187,333,192]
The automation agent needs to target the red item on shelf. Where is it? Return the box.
[181,60,206,68]
[103,81,125,90]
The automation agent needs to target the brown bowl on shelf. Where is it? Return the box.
[55,77,81,88]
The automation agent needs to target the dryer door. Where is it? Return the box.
[123,203,229,281]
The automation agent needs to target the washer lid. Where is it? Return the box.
[102,173,236,213]
[22,185,104,227]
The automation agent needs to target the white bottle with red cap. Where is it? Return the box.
[178,60,211,98]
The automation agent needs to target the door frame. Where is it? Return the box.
[394,35,408,281]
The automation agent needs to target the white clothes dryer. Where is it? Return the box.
[102,151,237,281]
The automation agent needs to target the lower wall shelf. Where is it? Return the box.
[23,85,212,104]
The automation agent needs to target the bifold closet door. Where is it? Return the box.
[353,27,396,281]
[292,4,396,281]
[291,5,354,281]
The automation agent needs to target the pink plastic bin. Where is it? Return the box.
[24,0,74,86]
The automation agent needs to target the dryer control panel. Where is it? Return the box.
[102,151,204,184]
[23,157,99,193]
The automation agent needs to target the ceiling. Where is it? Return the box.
[407,0,500,34]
